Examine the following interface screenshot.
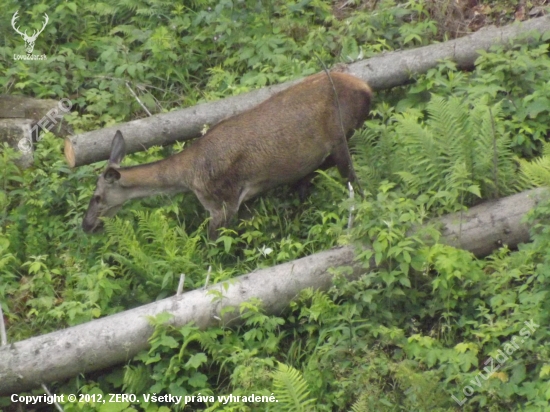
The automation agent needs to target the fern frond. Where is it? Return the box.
[300,290,338,323]
[445,161,476,199]
[387,94,523,208]
[87,3,118,16]
[350,126,378,159]
[395,116,447,192]
[103,217,142,260]
[470,102,504,197]
[271,363,315,412]
[123,364,151,393]
[349,395,369,412]
[520,144,550,186]
[115,0,141,13]
[427,96,471,168]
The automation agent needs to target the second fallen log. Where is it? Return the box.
[0,188,545,395]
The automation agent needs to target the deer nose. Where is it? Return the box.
[82,219,103,233]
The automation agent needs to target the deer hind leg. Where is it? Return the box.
[293,173,315,203]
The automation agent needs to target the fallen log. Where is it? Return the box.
[0,95,72,168]
[64,16,550,167]
[0,95,65,123]
[0,188,545,395]
[0,119,33,168]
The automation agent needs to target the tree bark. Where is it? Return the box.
[0,187,545,395]
[0,95,72,168]
[0,95,62,122]
[0,119,34,168]
[64,16,550,167]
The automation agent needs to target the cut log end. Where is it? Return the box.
[64,138,76,168]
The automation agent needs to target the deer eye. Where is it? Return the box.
[94,195,101,202]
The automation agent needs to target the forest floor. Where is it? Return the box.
[333,0,550,39]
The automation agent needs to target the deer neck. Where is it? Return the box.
[118,155,193,200]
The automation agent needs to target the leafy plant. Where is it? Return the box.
[520,142,550,187]
[270,362,316,411]
[353,94,527,213]
[2,1,550,411]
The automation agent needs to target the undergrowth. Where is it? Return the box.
[2,1,550,411]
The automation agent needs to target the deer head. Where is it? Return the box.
[12,11,49,54]
[82,131,127,233]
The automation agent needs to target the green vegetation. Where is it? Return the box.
[2,0,550,410]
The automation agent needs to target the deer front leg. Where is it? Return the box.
[331,142,353,181]
[208,203,239,240]
[196,186,247,239]
[331,141,365,198]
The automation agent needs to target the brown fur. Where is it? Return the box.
[82,72,372,239]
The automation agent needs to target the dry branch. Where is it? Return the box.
[0,188,546,395]
[64,16,550,167]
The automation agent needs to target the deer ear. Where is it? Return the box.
[104,167,121,184]
[109,130,126,167]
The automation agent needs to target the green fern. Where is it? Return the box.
[520,142,550,186]
[101,209,205,292]
[123,364,152,393]
[351,113,400,195]
[349,394,369,412]
[295,288,339,323]
[352,113,418,193]
[354,95,526,212]
[271,362,315,412]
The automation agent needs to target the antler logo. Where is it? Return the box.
[11,11,49,54]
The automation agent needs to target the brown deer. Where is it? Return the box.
[82,72,372,239]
